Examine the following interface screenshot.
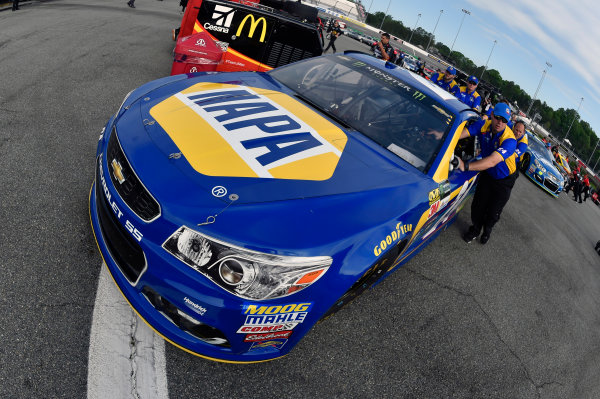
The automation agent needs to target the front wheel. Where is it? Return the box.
[520,154,530,172]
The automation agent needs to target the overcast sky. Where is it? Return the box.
[365,0,599,140]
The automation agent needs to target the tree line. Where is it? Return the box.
[366,11,600,168]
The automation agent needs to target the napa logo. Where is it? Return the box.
[150,83,347,180]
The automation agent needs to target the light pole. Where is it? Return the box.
[526,62,552,116]
[587,136,599,165]
[367,0,374,15]
[426,10,443,52]
[563,97,584,145]
[480,39,497,80]
[379,0,392,31]
[448,9,470,58]
[408,13,422,43]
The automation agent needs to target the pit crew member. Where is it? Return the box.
[430,66,460,96]
[458,103,517,244]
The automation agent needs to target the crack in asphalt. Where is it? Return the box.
[42,302,94,309]
[129,311,141,399]
[404,267,561,398]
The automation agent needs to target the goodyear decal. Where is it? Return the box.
[150,83,347,180]
[237,302,312,334]
[373,222,412,256]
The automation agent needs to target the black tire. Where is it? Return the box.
[520,154,530,172]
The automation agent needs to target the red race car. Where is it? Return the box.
[171,0,323,75]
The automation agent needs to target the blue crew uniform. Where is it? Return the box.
[463,105,518,243]
[514,133,528,163]
[467,119,517,179]
[430,72,460,96]
[457,86,481,109]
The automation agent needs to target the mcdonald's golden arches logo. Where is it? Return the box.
[236,14,267,42]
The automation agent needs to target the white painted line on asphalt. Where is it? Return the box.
[88,265,169,399]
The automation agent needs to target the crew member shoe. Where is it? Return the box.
[462,226,479,243]
[480,231,491,244]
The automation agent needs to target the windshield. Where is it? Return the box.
[529,135,554,163]
[269,55,455,172]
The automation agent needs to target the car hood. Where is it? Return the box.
[533,152,562,179]
[115,72,428,206]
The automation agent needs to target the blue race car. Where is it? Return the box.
[519,131,564,197]
[90,52,479,363]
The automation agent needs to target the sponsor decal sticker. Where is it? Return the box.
[413,91,426,101]
[248,339,287,351]
[373,223,412,256]
[428,188,440,205]
[183,297,207,316]
[237,303,312,335]
[215,41,229,51]
[235,14,268,42]
[236,323,298,334]
[204,5,235,34]
[224,60,246,67]
[211,185,227,198]
[428,193,452,218]
[244,330,292,342]
[150,83,347,180]
[423,178,475,239]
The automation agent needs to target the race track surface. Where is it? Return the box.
[1,2,600,398]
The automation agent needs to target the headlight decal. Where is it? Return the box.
[163,226,331,300]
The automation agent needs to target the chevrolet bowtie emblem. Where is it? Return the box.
[111,159,126,184]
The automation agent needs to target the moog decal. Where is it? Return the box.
[236,302,312,334]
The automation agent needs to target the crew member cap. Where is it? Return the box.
[493,103,511,120]
[467,75,479,84]
[446,66,457,75]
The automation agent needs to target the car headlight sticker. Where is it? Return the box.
[533,159,546,174]
[163,226,331,300]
